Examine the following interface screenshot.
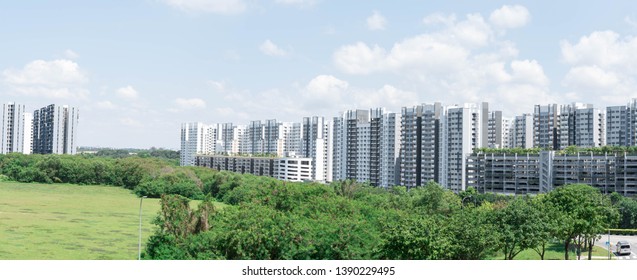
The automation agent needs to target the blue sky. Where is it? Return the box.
[2,1,637,149]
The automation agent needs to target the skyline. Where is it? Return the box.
[2,1,637,149]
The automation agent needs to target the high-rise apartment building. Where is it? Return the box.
[440,102,488,191]
[1,103,28,154]
[512,114,534,148]
[399,103,442,189]
[533,104,560,150]
[380,112,401,188]
[558,103,605,148]
[606,99,637,147]
[180,122,211,166]
[487,111,504,148]
[301,116,331,182]
[32,104,79,155]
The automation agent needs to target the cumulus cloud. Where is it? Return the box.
[560,30,637,104]
[303,75,349,106]
[162,0,246,14]
[367,11,387,31]
[175,97,206,109]
[116,85,139,99]
[259,40,287,57]
[489,5,530,29]
[2,59,89,99]
[352,85,418,109]
[333,6,553,115]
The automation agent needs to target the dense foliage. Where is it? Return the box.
[0,153,635,260]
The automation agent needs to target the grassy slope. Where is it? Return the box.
[0,181,223,260]
[489,243,611,260]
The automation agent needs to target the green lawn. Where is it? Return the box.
[489,243,611,260]
[0,181,223,260]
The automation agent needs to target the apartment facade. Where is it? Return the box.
[32,104,79,155]
[1,103,27,154]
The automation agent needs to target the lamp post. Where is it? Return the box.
[138,196,147,260]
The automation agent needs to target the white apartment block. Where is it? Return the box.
[274,157,313,182]
[380,112,401,188]
[606,99,637,147]
[487,111,505,148]
[501,117,513,149]
[22,112,33,154]
[533,104,560,150]
[1,103,27,154]
[441,102,488,192]
[180,122,212,166]
[32,104,79,155]
[399,103,442,189]
[301,116,331,182]
[512,114,534,148]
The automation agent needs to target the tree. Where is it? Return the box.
[529,194,561,260]
[545,184,616,260]
[492,196,544,260]
[446,203,499,260]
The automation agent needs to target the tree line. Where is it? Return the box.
[1,153,636,260]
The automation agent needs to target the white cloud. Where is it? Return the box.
[305,74,348,95]
[259,39,287,57]
[563,66,620,89]
[3,59,86,86]
[560,30,637,104]
[162,0,246,14]
[333,8,554,116]
[489,5,530,29]
[353,85,418,109]
[367,11,387,31]
[510,59,549,86]
[64,49,79,59]
[116,85,139,99]
[175,97,206,109]
[2,59,89,100]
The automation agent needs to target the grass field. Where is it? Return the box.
[0,181,222,260]
[489,243,611,260]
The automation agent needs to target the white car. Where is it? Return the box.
[616,241,631,256]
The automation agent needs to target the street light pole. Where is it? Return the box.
[138,196,147,260]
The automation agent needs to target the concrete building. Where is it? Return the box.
[512,114,534,148]
[32,104,79,155]
[180,122,213,166]
[559,103,605,148]
[1,103,28,154]
[399,103,442,189]
[467,150,637,196]
[441,102,489,192]
[488,111,505,148]
[22,112,33,154]
[301,117,331,182]
[466,152,542,195]
[534,104,560,150]
[380,112,401,188]
[501,117,513,149]
[606,99,637,147]
[196,155,276,177]
[275,157,313,182]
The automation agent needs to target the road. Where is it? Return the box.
[594,234,637,260]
